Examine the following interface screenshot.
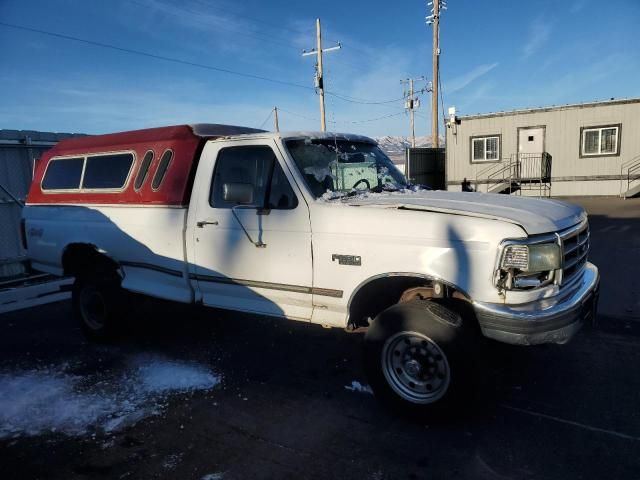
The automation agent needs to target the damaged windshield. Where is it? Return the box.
[285,138,409,199]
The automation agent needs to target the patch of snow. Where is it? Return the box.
[0,355,220,439]
[304,165,335,183]
[282,131,375,144]
[136,359,219,395]
[344,381,374,395]
[317,186,424,203]
[320,190,346,201]
[201,473,225,480]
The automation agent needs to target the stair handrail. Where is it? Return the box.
[475,158,517,192]
[620,154,640,197]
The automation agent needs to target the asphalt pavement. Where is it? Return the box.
[0,197,639,480]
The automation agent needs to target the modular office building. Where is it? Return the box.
[444,98,640,197]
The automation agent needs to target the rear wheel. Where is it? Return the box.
[364,300,475,416]
[73,273,126,342]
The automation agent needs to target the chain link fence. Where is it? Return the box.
[0,130,85,279]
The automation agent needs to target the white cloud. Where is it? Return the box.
[522,18,552,59]
[445,63,499,94]
[570,0,588,13]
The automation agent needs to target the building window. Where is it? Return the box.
[580,124,621,157]
[471,135,500,163]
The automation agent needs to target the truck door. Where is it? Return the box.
[188,139,313,320]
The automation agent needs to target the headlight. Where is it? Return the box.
[501,243,560,272]
[496,242,561,291]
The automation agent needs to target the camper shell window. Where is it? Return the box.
[134,150,154,191]
[41,152,135,192]
[82,153,135,190]
[41,157,85,191]
[152,150,173,191]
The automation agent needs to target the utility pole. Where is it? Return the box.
[302,18,341,131]
[426,0,446,148]
[400,77,425,148]
[407,79,416,148]
[273,106,280,132]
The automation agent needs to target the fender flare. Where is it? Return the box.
[346,272,472,326]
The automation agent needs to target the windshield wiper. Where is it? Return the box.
[324,184,401,200]
[369,184,401,193]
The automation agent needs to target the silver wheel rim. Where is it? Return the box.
[381,331,450,404]
[79,285,107,330]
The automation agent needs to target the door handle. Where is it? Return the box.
[196,220,219,228]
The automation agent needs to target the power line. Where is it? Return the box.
[439,72,447,134]
[277,108,405,125]
[276,108,318,122]
[326,89,428,105]
[339,111,406,124]
[258,109,274,129]
[136,0,375,72]
[0,21,401,107]
[0,21,314,91]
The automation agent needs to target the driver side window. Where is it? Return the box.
[210,146,298,209]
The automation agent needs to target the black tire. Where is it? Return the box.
[364,299,477,417]
[72,273,126,343]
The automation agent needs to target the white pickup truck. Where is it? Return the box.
[23,124,599,413]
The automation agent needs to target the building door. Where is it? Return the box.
[518,126,545,156]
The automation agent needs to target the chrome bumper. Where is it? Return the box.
[474,262,600,345]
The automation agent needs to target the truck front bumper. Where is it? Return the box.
[473,262,599,345]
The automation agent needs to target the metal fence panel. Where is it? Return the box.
[405,148,446,190]
[0,129,84,278]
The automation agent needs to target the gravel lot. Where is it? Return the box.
[1,197,639,480]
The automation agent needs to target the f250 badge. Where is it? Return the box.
[28,227,44,237]
[332,254,361,266]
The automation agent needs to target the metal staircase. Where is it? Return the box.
[620,155,640,199]
[475,153,552,197]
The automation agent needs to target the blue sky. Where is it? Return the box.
[1,0,639,136]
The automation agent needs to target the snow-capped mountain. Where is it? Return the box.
[374,135,444,155]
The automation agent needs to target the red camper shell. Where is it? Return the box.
[27,124,264,206]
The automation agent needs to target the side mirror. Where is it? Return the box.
[223,183,254,205]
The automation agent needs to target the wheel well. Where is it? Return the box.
[62,243,120,279]
[347,275,471,329]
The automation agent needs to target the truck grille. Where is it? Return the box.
[560,222,589,285]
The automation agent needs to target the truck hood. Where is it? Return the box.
[343,190,585,235]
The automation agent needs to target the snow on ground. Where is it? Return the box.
[344,381,374,395]
[201,473,225,480]
[0,355,220,439]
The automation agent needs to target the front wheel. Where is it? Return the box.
[72,274,126,342]
[364,300,474,416]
